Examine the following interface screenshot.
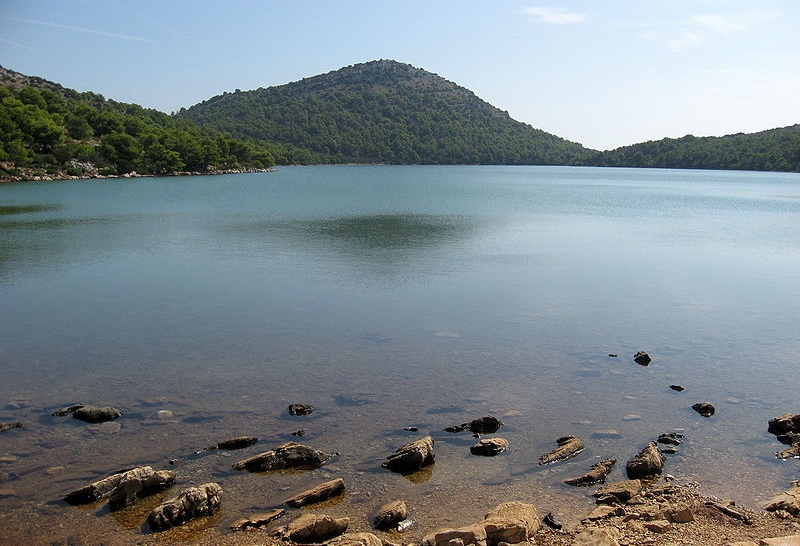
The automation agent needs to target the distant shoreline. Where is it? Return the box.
[0,166,275,184]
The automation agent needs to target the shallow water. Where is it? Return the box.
[1,166,799,543]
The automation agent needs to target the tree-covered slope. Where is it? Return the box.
[177,60,592,165]
[582,125,800,172]
[0,66,315,182]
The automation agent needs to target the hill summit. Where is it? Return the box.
[178,60,591,165]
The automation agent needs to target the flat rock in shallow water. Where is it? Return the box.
[232,441,333,472]
[284,478,345,507]
[217,436,258,450]
[147,482,222,532]
[538,436,584,465]
[231,508,285,531]
[373,500,408,531]
[276,513,350,543]
[52,404,122,423]
[564,458,616,486]
[470,438,509,456]
[64,465,174,506]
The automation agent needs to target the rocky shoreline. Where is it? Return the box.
[0,162,274,183]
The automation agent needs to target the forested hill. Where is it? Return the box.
[581,125,800,172]
[0,66,313,182]
[177,60,592,165]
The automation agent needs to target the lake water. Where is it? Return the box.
[1,165,799,543]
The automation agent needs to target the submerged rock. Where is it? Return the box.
[691,402,715,417]
[470,438,509,457]
[217,436,258,450]
[669,385,685,392]
[0,422,22,433]
[284,478,345,507]
[373,500,408,531]
[625,442,665,479]
[444,415,504,434]
[633,350,652,366]
[232,442,333,472]
[564,458,616,486]
[657,432,684,446]
[288,404,315,416]
[538,436,585,465]
[231,508,285,531]
[147,482,222,532]
[382,436,435,473]
[52,404,122,423]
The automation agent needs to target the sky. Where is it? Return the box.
[1,0,798,151]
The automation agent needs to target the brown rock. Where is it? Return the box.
[422,524,487,546]
[765,481,800,516]
[217,436,258,450]
[758,536,800,546]
[146,482,222,532]
[0,422,22,433]
[625,442,665,479]
[470,438,508,456]
[585,505,625,521]
[327,533,383,546]
[373,500,408,531]
[668,504,695,523]
[768,413,800,435]
[593,479,643,504]
[565,458,616,486]
[483,500,540,543]
[538,436,584,465]
[644,519,672,533]
[284,478,345,507]
[230,508,285,531]
[107,466,176,511]
[278,513,350,543]
[232,441,333,472]
[382,436,435,472]
[573,527,621,546]
[692,402,716,417]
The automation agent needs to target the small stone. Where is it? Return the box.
[155,410,174,420]
[542,512,563,529]
[668,505,695,523]
[373,500,408,531]
[470,438,508,456]
[644,520,671,533]
[622,414,642,421]
[46,466,66,476]
[633,351,651,366]
[98,421,121,434]
[669,385,685,392]
[288,404,315,416]
[692,402,715,417]
[230,508,285,531]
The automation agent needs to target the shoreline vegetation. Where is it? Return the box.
[2,62,799,182]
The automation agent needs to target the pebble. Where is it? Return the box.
[155,410,175,420]
[623,414,642,421]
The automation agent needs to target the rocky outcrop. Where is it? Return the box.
[232,442,333,472]
[625,442,665,479]
[381,436,435,473]
[107,466,176,511]
[373,500,408,531]
[288,404,315,416]
[768,413,800,436]
[444,415,504,434]
[422,501,538,546]
[284,478,345,507]
[275,513,350,543]
[764,481,800,516]
[230,508,285,531]
[52,404,122,423]
[470,438,508,456]
[692,402,715,417]
[564,458,616,486]
[217,436,258,450]
[64,466,174,506]
[538,436,584,465]
[592,480,643,504]
[147,482,222,532]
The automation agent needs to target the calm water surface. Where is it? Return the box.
[1,166,799,543]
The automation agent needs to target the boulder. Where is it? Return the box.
[373,500,408,531]
[288,404,315,416]
[64,470,128,505]
[276,513,350,543]
[483,501,540,544]
[633,351,651,366]
[217,436,258,450]
[284,478,345,507]
[382,436,435,473]
[564,458,616,486]
[422,524,487,546]
[765,481,800,516]
[107,466,176,511]
[768,413,800,436]
[232,441,333,472]
[692,402,715,417]
[470,438,508,456]
[538,436,584,465]
[444,415,504,434]
[52,404,122,423]
[625,442,665,479]
[147,482,222,532]
[230,508,285,531]
[593,479,643,504]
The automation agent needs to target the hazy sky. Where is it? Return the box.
[1,0,798,150]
